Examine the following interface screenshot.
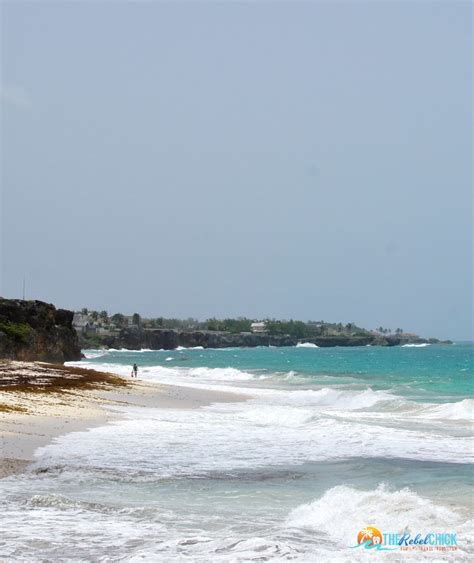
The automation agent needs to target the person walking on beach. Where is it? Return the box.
[131,363,138,378]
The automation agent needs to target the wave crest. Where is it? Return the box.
[286,484,472,550]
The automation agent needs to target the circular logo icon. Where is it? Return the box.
[357,526,383,547]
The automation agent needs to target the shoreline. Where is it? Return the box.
[0,361,248,479]
[83,323,452,351]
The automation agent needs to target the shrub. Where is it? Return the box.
[0,322,32,343]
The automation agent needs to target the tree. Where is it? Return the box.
[81,307,88,315]
[90,311,99,322]
[132,313,141,326]
[222,318,252,333]
[205,317,220,331]
[99,310,108,324]
[111,313,126,328]
[265,319,309,339]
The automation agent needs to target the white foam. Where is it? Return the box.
[188,366,254,381]
[284,370,297,379]
[292,387,395,410]
[421,399,474,421]
[82,350,108,359]
[33,387,473,476]
[70,358,474,428]
[127,536,303,562]
[402,343,431,348]
[68,361,258,386]
[335,397,474,425]
[63,360,474,469]
[296,342,319,348]
[287,484,472,558]
[101,348,159,353]
[0,491,170,561]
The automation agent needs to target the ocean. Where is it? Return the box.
[1,343,472,561]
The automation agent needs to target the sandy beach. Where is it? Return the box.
[0,350,472,561]
[0,361,247,479]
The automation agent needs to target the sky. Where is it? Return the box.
[1,1,472,340]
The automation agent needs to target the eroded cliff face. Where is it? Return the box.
[99,328,395,350]
[0,299,81,362]
[100,327,295,350]
[96,327,444,351]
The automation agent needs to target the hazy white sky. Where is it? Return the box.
[1,1,472,339]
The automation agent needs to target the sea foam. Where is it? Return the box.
[287,484,473,559]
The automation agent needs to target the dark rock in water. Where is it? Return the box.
[97,327,446,351]
[101,328,343,350]
[0,299,81,362]
[299,336,376,347]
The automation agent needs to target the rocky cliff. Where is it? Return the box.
[0,299,82,362]
[100,327,295,350]
[97,327,446,350]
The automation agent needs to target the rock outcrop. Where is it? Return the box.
[97,327,445,351]
[101,327,295,350]
[0,299,81,362]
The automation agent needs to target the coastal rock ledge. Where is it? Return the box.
[0,299,81,362]
[98,327,449,350]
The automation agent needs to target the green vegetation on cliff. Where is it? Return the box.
[77,309,450,349]
[0,299,81,362]
[0,322,31,344]
[78,310,406,340]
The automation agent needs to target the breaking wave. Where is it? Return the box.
[287,484,473,559]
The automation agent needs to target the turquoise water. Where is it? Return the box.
[91,342,473,399]
[0,343,472,561]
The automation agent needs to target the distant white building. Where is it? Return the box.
[72,312,90,333]
[250,321,267,334]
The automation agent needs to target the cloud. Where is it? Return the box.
[0,84,32,110]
